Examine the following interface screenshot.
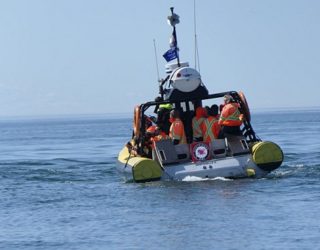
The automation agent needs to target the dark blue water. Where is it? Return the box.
[0,110,319,250]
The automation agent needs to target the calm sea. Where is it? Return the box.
[0,110,319,250]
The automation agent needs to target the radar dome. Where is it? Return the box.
[170,67,201,92]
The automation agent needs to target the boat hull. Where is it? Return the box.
[162,155,268,181]
[117,146,270,182]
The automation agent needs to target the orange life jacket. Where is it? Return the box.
[219,103,243,127]
[152,131,169,143]
[192,107,207,139]
[169,118,187,144]
[146,125,157,134]
[201,116,220,143]
[192,117,205,138]
[150,132,169,149]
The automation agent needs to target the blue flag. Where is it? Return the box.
[163,47,178,62]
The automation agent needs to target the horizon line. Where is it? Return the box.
[0,105,319,121]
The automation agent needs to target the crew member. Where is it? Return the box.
[192,106,207,141]
[211,104,220,119]
[201,105,220,143]
[142,125,158,158]
[157,103,172,135]
[150,126,170,150]
[218,95,244,138]
[169,109,187,145]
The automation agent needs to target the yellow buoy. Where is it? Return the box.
[118,146,162,182]
[132,158,162,182]
[251,141,283,171]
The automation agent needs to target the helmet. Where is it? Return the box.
[146,125,156,134]
[224,94,234,103]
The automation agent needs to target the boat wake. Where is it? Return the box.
[0,158,119,184]
[266,163,320,179]
[182,175,233,182]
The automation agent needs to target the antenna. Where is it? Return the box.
[153,39,160,82]
[194,0,201,72]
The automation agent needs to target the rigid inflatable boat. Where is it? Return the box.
[117,8,283,182]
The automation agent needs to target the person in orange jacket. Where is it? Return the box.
[141,124,158,157]
[151,126,170,144]
[192,106,207,142]
[201,104,221,143]
[169,109,187,145]
[218,95,244,138]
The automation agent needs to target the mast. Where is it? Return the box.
[163,7,180,66]
[169,7,180,67]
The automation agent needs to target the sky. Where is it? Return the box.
[0,0,319,117]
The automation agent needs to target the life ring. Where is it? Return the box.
[190,142,211,162]
[133,106,141,137]
[238,91,251,122]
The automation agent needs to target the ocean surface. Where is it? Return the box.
[0,109,319,250]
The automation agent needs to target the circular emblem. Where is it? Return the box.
[193,142,210,161]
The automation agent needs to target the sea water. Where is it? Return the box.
[0,110,319,250]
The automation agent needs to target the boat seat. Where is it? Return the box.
[175,144,190,162]
[154,139,179,165]
[225,135,250,156]
[210,139,227,158]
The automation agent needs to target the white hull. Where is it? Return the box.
[117,146,269,182]
[162,155,267,181]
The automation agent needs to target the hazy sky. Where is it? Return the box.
[0,0,319,117]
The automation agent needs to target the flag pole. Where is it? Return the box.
[170,7,180,67]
